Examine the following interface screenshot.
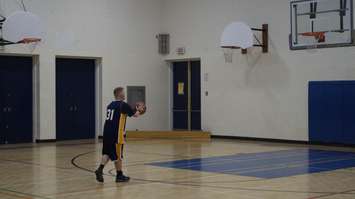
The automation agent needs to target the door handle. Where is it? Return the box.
[2,107,11,112]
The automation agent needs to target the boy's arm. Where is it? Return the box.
[122,102,140,118]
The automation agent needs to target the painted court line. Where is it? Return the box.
[166,153,354,172]
[185,156,355,178]
[151,150,355,171]
[71,150,355,196]
[151,149,355,169]
[307,188,355,199]
[0,191,29,199]
[225,158,349,174]
[150,149,355,178]
[150,149,311,168]
[0,188,52,199]
[222,156,355,174]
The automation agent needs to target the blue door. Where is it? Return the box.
[172,61,201,130]
[173,62,188,130]
[0,56,33,144]
[56,58,95,140]
[190,61,201,130]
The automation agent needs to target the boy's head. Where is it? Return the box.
[114,87,125,100]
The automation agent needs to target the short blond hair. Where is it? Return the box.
[113,87,124,99]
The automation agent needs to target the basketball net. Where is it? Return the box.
[222,48,234,63]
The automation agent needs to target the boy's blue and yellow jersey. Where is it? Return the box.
[103,101,135,144]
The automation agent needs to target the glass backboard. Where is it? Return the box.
[290,0,354,50]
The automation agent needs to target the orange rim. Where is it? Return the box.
[19,38,41,44]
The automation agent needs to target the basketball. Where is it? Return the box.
[136,102,147,115]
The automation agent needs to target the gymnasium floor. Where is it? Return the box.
[1,139,355,199]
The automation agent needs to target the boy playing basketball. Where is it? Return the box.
[95,87,145,183]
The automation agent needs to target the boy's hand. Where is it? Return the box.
[136,102,146,115]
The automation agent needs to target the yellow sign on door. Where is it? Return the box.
[178,82,184,95]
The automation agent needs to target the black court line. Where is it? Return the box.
[107,167,269,184]
[0,187,52,199]
[0,141,96,151]
[3,140,355,197]
[70,150,355,196]
[0,138,202,151]
[307,188,355,199]
[0,158,71,170]
[71,151,97,173]
[0,191,26,199]
[41,177,148,198]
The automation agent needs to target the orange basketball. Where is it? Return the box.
[136,102,146,115]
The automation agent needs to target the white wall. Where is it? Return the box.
[161,0,355,141]
[2,0,354,142]
[0,0,169,140]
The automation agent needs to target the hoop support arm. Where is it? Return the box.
[242,24,268,54]
[0,39,15,46]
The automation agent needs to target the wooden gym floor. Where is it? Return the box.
[1,139,355,199]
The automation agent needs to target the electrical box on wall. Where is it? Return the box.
[127,86,146,108]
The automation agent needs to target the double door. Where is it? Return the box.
[0,56,33,144]
[173,61,201,130]
[56,58,96,140]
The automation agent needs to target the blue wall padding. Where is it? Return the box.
[309,81,355,144]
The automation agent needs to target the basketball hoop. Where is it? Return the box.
[20,38,42,52]
[220,22,268,63]
[19,38,41,44]
[300,32,326,43]
[0,11,44,48]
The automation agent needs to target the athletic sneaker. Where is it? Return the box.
[95,170,104,183]
[116,174,130,183]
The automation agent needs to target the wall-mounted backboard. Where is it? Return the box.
[290,0,354,50]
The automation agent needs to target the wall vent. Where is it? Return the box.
[156,34,170,55]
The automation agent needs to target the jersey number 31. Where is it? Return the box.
[106,109,115,121]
